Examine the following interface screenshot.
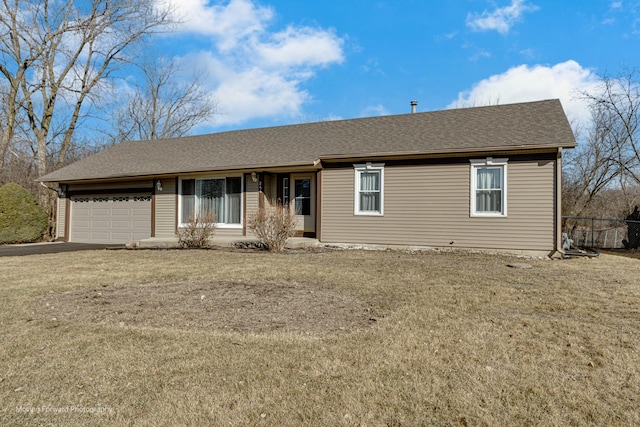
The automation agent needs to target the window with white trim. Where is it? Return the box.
[470,158,507,217]
[180,177,242,226]
[354,163,384,215]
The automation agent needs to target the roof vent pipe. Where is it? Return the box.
[410,100,418,113]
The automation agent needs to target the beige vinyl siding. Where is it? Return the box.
[321,159,556,251]
[155,178,176,238]
[244,177,260,238]
[57,196,66,240]
[215,228,244,238]
[245,179,259,213]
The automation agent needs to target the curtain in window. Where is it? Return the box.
[476,167,502,212]
[198,179,225,222]
[360,171,380,212]
[181,180,195,223]
[226,177,241,224]
[183,177,242,224]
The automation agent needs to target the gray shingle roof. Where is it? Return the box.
[38,99,576,182]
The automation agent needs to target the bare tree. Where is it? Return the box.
[111,54,216,142]
[564,69,640,218]
[0,0,174,178]
[0,0,175,238]
[583,69,640,185]
[0,1,50,170]
[563,104,623,216]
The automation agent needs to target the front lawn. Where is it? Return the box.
[1,248,638,426]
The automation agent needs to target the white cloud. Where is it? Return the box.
[322,114,344,122]
[216,70,307,124]
[363,58,384,75]
[255,26,344,68]
[435,31,458,41]
[519,48,536,58]
[466,0,539,34]
[161,0,344,127]
[360,104,390,117]
[185,51,308,125]
[447,60,601,127]
[166,0,273,50]
[469,49,491,61]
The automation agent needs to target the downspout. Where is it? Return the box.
[314,158,323,242]
[39,181,57,193]
[174,177,179,236]
[553,147,564,258]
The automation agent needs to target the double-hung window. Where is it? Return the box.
[470,158,507,217]
[354,163,384,215]
[181,177,242,226]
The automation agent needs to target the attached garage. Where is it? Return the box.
[70,194,152,243]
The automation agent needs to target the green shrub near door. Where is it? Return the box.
[0,183,49,244]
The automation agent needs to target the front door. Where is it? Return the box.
[291,174,315,236]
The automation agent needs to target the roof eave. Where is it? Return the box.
[318,143,574,163]
[37,160,321,184]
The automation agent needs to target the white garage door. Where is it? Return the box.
[70,194,152,244]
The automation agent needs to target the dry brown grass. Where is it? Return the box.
[602,248,640,260]
[0,248,639,426]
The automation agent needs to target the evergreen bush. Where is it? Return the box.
[0,183,48,244]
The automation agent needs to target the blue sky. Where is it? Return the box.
[155,0,639,134]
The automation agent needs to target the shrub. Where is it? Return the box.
[177,213,216,248]
[0,182,49,244]
[247,202,297,252]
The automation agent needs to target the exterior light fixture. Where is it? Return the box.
[156,180,163,192]
[251,172,258,182]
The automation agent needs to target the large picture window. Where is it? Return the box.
[181,177,242,225]
[470,158,507,217]
[354,163,384,215]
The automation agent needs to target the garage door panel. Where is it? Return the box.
[111,208,132,217]
[71,194,151,244]
[111,219,132,226]
[110,232,134,240]
[73,231,91,240]
[73,210,91,219]
[90,232,111,241]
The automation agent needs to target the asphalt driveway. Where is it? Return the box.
[0,242,123,257]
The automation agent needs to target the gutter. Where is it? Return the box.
[318,144,576,163]
[36,161,323,183]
